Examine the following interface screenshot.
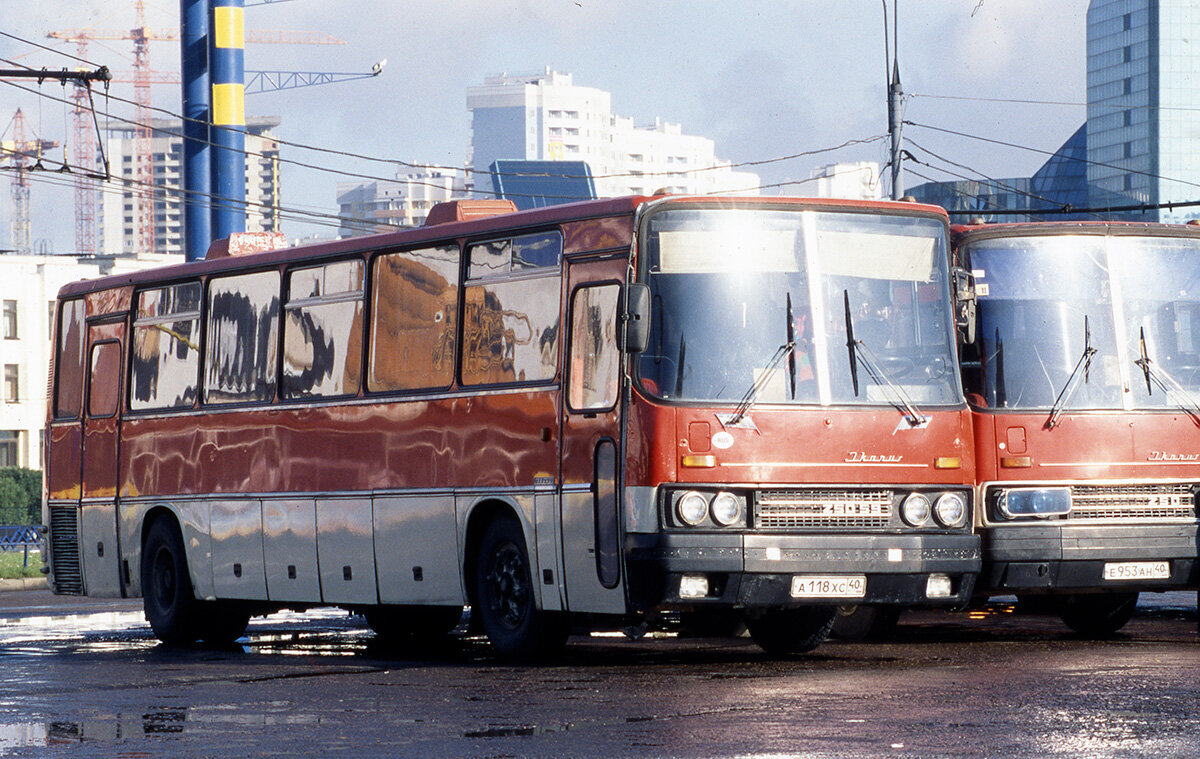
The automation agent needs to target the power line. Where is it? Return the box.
[904,119,1200,193]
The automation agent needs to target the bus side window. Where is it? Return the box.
[204,270,281,404]
[282,259,365,399]
[568,284,620,411]
[88,341,121,418]
[462,233,563,386]
[368,246,460,392]
[54,298,86,419]
[130,282,202,411]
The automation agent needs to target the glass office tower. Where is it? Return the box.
[1087,0,1200,222]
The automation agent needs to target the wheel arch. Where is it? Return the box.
[462,497,526,610]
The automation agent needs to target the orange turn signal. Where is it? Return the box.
[1000,456,1033,468]
[681,454,716,468]
[934,457,962,470]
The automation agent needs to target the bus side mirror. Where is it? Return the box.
[620,283,650,354]
[953,267,976,345]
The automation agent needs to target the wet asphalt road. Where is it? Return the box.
[0,591,1196,758]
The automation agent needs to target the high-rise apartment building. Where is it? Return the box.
[101,116,282,256]
[467,69,759,198]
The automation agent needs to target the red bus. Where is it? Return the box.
[955,221,1200,634]
[45,194,979,658]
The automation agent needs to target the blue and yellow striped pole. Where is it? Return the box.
[179,0,210,261]
[209,0,246,239]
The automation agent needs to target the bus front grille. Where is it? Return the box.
[1069,484,1197,522]
[754,489,892,529]
[48,507,83,595]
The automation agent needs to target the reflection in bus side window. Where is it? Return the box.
[282,260,365,399]
[130,282,202,411]
[462,276,561,385]
[467,232,562,279]
[569,284,620,410]
[89,341,121,418]
[369,246,460,392]
[54,298,86,419]
[205,270,281,404]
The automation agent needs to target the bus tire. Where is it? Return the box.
[197,602,250,646]
[1058,592,1138,636]
[830,605,902,641]
[746,606,837,656]
[474,516,569,660]
[141,518,200,646]
[364,605,462,643]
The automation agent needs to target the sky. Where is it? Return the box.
[2,0,1090,253]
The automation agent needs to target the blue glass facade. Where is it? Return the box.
[489,160,597,210]
[911,0,1200,223]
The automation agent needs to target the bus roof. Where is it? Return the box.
[58,194,951,299]
[952,219,1200,245]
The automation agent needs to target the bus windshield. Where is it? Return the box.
[638,207,960,408]
[968,233,1200,411]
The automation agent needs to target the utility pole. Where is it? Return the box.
[883,0,904,200]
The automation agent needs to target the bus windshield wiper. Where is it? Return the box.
[725,338,795,427]
[843,290,927,428]
[1045,316,1098,429]
[1134,327,1200,425]
[725,296,799,427]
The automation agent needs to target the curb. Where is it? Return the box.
[0,577,50,592]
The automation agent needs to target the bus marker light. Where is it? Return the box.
[1000,456,1033,468]
[888,548,903,562]
[926,574,953,598]
[679,574,709,599]
[681,455,716,468]
[934,457,961,469]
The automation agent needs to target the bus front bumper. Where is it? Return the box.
[626,532,981,610]
[981,522,1200,593]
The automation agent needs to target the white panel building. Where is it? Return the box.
[0,252,181,470]
[467,69,760,198]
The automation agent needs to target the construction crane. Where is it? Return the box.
[1,109,59,255]
[47,0,345,256]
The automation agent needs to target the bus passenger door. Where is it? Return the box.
[560,262,628,614]
[79,321,125,597]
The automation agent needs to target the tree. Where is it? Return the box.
[0,468,41,525]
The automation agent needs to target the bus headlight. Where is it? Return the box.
[710,492,745,526]
[933,492,968,527]
[901,492,931,526]
[677,491,709,526]
[997,487,1072,518]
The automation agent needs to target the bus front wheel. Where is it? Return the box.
[141,519,201,646]
[473,516,569,660]
[1058,592,1138,636]
[746,606,837,656]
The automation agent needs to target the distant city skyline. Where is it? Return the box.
[4,1,1090,253]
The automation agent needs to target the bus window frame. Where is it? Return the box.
[459,229,565,391]
[365,244,462,397]
[565,279,623,415]
[52,297,87,420]
[128,279,204,414]
[280,256,368,402]
[87,339,123,420]
[201,266,284,409]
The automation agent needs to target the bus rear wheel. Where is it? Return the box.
[474,516,568,660]
[1058,592,1138,636]
[141,519,201,646]
[746,606,837,656]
